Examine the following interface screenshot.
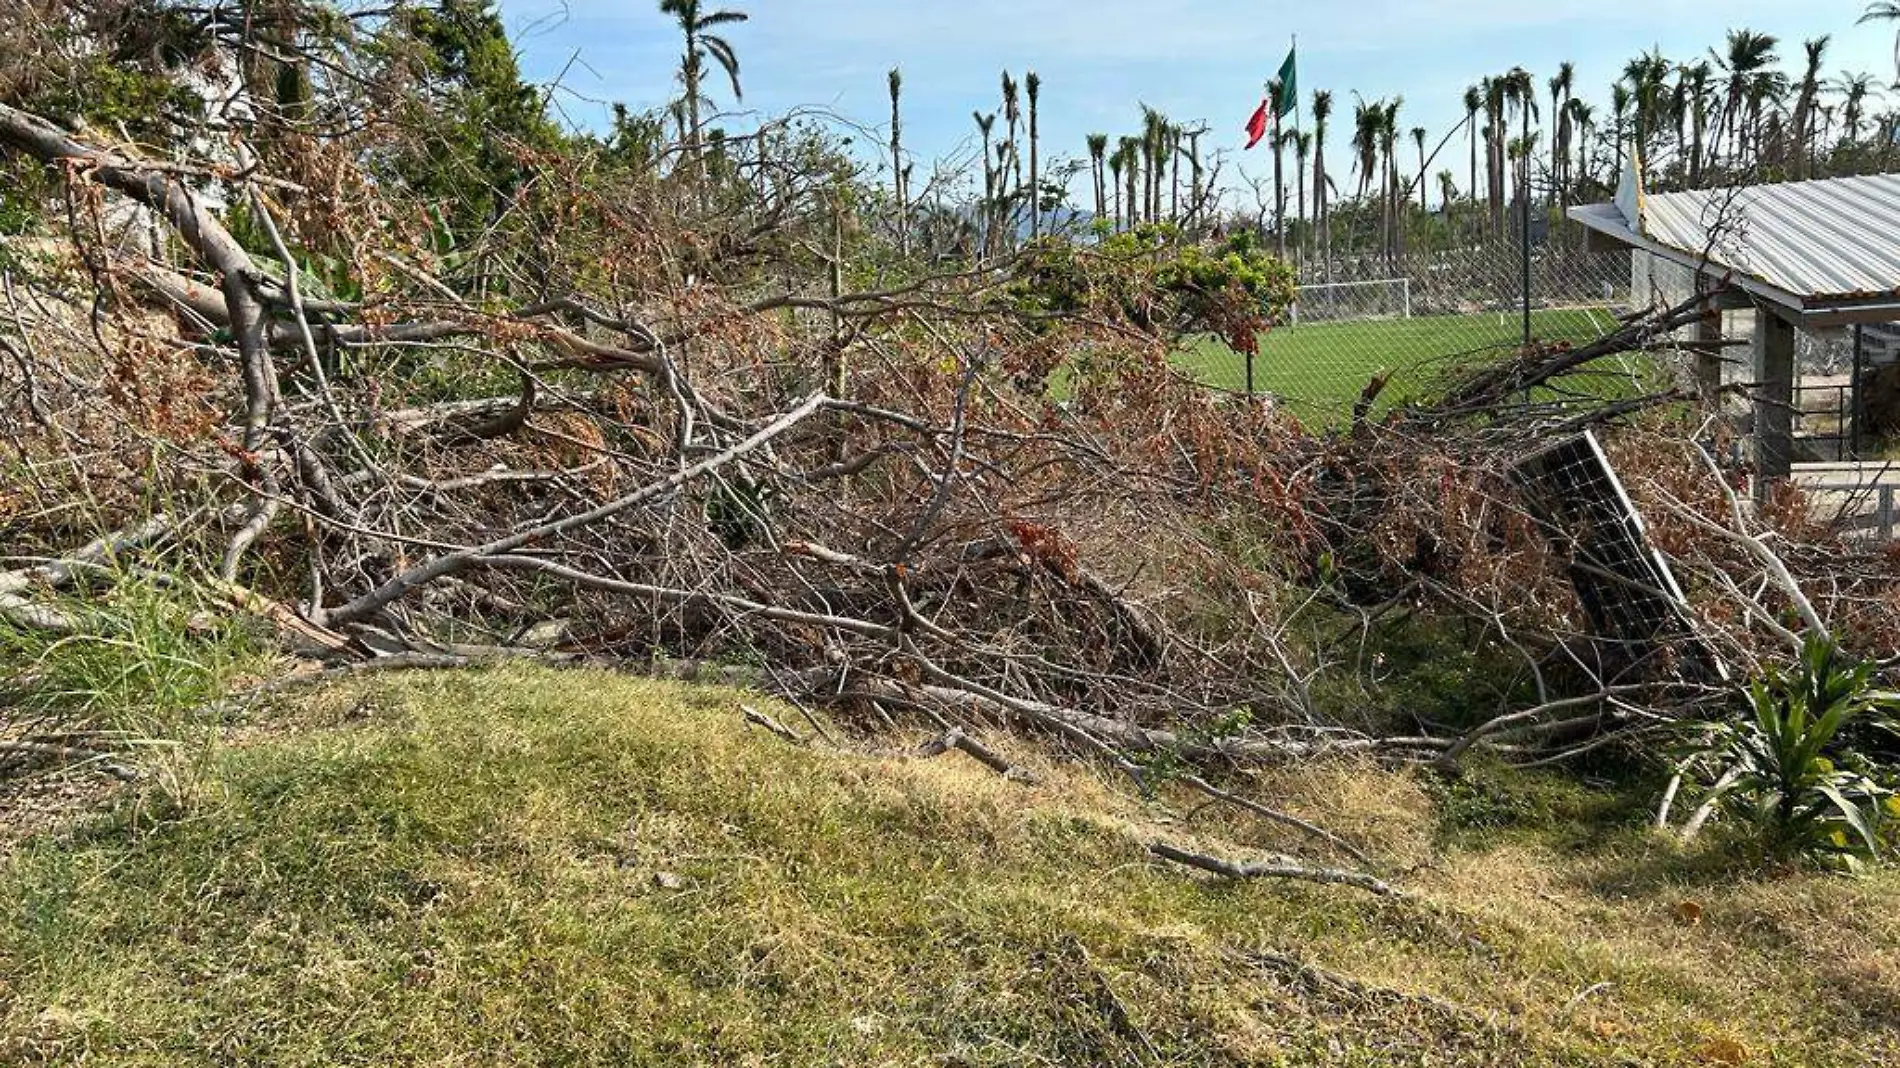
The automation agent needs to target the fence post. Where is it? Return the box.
[1852,324,1865,459]
[1752,307,1796,499]
[1693,274,1724,400]
[1519,202,1532,345]
[1520,101,1533,348]
[1401,277,1411,320]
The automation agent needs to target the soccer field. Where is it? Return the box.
[1178,306,1623,421]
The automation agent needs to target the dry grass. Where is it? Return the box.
[0,664,1896,1065]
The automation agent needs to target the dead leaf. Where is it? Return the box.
[1696,1036,1749,1065]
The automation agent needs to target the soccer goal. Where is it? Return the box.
[1289,277,1411,326]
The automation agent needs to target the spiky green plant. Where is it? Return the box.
[1699,637,1899,861]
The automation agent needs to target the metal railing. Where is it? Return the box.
[1800,477,1900,541]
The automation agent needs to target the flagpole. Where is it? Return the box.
[1292,33,1302,268]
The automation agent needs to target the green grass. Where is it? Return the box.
[0,577,262,793]
[2,665,1898,1065]
[1179,307,1627,423]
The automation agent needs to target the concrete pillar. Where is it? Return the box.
[1694,276,1724,399]
[1753,307,1796,498]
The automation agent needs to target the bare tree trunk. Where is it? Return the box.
[1272,127,1285,257]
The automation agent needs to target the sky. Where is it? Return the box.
[498,0,1894,204]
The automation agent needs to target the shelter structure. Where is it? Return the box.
[1570,165,1900,494]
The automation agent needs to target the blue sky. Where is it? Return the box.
[500,0,1892,202]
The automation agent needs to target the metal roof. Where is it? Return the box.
[1569,172,1900,324]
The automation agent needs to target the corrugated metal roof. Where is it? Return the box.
[1607,173,1900,306]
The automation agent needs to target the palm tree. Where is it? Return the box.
[1501,68,1537,235]
[1610,82,1632,166]
[973,111,995,244]
[1746,65,1791,168]
[1860,3,1900,85]
[1549,63,1574,204]
[1162,123,1178,221]
[888,69,905,249]
[1462,85,1482,241]
[1437,170,1457,212]
[1186,127,1207,224]
[1712,29,1778,168]
[1025,71,1042,238]
[999,72,1020,239]
[1293,129,1311,259]
[1790,37,1830,178]
[658,0,746,169]
[1154,114,1173,224]
[1312,89,1334,270]
[1085,133,1109,222]
[1118,135,1142,230]
[1683,61,1713,186]
[1379,98,1403,259]
[1568,99,1596,191]
[1266,78,1286,252]
[1140,106,1170,224]
[1622,50,1669,168]
[1483,76,1508,236]
[1669,67,1690,165]
[1411,125,1428,212]
[1836,71,1880,143]
[1106,140,1126,229]
[1350,94,1380,201]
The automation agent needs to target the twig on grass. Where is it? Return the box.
[740,703,805,745]
[1148,840,1400,898]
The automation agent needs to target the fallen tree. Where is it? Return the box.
[5,16,1899,886]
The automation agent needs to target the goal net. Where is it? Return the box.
[1290,277,1411,326]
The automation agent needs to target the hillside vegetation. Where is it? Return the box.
[5,5,1900,1064]
[2,665,1898,1066]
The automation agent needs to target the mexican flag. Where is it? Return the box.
[1243,46,1298,148]
[1274,47,1297,118]
[1244,100,1270,149]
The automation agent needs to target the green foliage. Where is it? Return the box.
[1696,636,1900,862]
[1132,706,1253,789]
[1309,616,1539,735]
[2,0,208,140]
[1011,226,1295,354]
[36,54,203,135]
[5,667,1898,1063]
[1421,759,1645,845]
[384,0,560,240]
[0,163,49,236]
[603,103,669,171]
[704,473,773,550]
[0,577,260,744]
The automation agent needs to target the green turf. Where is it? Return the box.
[5,665,1900,1065]
[1179,306,1624,422]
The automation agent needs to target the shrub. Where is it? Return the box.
[1693,637,1900,863]
[0,574,263,790]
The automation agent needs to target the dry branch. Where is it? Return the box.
[1147,840,1401,898]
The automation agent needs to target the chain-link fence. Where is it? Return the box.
[1177,241,1636,424]
[1696,316,1900,464]
[1626,250,1900,540]
[1635,250,1900,465]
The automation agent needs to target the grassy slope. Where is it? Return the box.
[2,665,1897,1066]
[1178,307,1627,422]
